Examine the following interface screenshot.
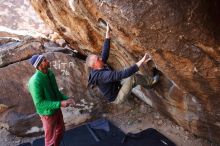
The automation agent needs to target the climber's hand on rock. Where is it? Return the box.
[106,22,110,38]
[136,53,150,67]
[145,55,152,63]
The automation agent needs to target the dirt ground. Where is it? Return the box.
[0,97,219,146]
[105,98,219,146]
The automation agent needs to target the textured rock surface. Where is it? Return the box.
[0,38,103,136]
[0,0,50,34]
[0,37,45,67]
[30,0,220,143]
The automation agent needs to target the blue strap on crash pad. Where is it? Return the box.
[88,118,110,132]
[86,124,100,142]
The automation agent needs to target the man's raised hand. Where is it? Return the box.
[136,53,152,67]
[106,23,110,38]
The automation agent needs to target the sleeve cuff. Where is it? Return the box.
[63,95,69,100]
[58,101,61,108]
[133,64,139,71]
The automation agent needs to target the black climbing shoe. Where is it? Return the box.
[151,74,159,85]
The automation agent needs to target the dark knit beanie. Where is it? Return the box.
[29,54,45,68]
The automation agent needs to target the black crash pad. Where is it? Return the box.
[93,128,175,146]
[19,119,175,146]
[17,143,32,146]
[32,118,124,146]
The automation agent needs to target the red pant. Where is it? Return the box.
[40,109,65,146]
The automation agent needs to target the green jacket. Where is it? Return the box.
[28,69,68,116]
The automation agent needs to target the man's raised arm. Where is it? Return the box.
[101,23,110,64]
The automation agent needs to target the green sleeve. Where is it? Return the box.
[29,80,61,110]
[58,91,69,100]
[50,70,69,100]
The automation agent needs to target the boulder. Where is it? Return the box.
[0,38,103,136]
[0,0,50,34]
[30,0,220,143]
[0,37,45,67]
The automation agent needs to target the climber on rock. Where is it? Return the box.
[86,22,159,104]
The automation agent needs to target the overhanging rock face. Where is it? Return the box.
[30,0,220,143]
